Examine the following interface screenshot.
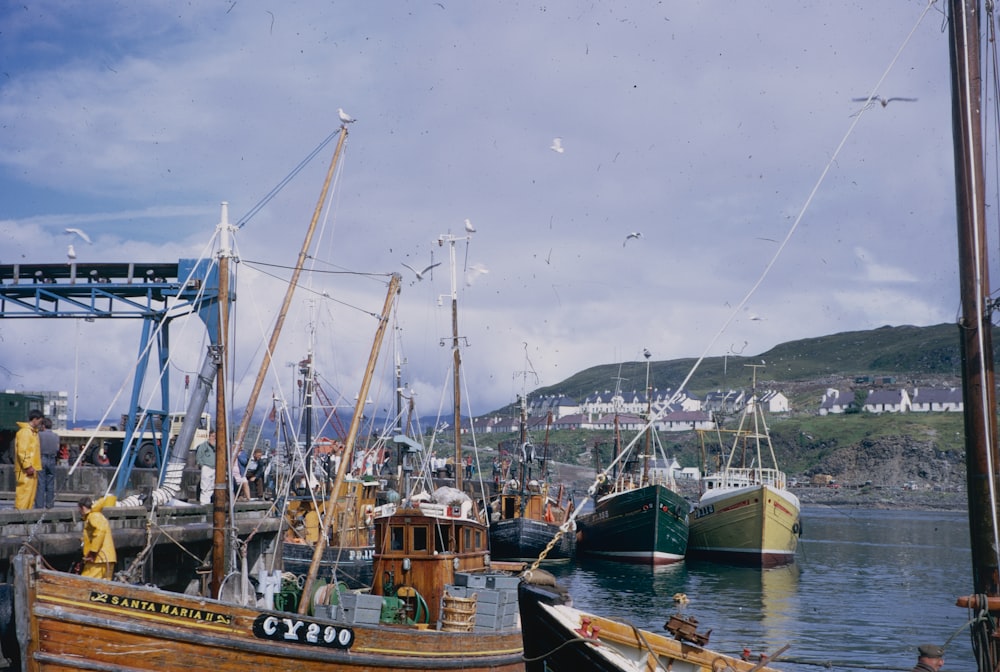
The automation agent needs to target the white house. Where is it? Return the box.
[910,387,963,413]
[863,388,911,414]
[819,388,855,415]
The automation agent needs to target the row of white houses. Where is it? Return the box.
[526,388,791,422]
[819,387,964,415]
[463,386,964,436]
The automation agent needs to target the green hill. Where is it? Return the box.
[529,323,962,403]
[485,323,971,501]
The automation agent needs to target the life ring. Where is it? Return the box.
[364,505,374,527]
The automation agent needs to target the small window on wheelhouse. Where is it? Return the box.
[390,525,404,551]
[412,525,428,552]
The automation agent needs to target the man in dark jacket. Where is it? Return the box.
[35,417,60,508]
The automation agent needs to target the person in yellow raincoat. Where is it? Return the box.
[14,410,44,510]
[78,495,117,579]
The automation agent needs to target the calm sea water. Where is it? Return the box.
[544,507,975,672]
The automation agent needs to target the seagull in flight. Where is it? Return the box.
[65,227,92,244]
[851,96,918,110]
[623,232,643,247]
[401,261,441,281]
[464,218,476,233]
[338,108,356,124]
[550,137,564,153]
[465,263,489,286]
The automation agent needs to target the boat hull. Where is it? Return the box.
[518,580,778,672]
[11,555,524,672]
[489,517,574,563]
[687,484,800,567]
[575,484,688,564]
[281,539,374,590]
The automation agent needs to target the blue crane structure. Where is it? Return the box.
[0,258,227,489]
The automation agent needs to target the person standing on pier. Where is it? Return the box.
[78,495,117,579]
[195,430,216,504]
[35,417,60,509]
[14,409,44,509]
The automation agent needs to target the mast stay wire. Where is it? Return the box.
[235,130,340,230]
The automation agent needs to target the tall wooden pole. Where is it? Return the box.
[232,123,350,457]
[211,204,233,598]
[949,1,1000,668]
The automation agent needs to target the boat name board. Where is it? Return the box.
[252,614,356,649]
[692,499,751,519]
[89,591,232,624]
[692,504,714,519]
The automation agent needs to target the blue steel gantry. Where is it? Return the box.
[0,259,226,486]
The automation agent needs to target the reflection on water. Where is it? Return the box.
[548,508,974,672]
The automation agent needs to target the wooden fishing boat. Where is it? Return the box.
[281,473,380,589]
[489,398,575,563]
[11,497,524,672]
[518,574,782,672]
[7,128,528,672]
[688,366,799,567]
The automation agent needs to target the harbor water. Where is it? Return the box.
[544,506,975,672]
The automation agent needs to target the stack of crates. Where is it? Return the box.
[446,572,520,631]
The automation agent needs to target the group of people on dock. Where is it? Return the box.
[13,409,60,510]
[14,409,117,578]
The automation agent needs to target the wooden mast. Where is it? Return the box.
[231,123,350,458]
[211,204,233,598]
[298,272,401,614]
[438,232,467,492]
[949,0,1000,666]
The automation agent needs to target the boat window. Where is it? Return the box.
[412,525,428,552]
[464,527,472,551]
[435,524,448,553]
[390,525,405,551]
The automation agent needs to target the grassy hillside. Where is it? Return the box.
[528,323,963,403]
[480,323,973,493]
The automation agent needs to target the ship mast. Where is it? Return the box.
[438,231,471,492]
[949,0,1000,668]
[210,204,233,597]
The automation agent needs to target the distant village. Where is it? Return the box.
[467,381,964,435]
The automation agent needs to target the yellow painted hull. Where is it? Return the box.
[688,484,800,567]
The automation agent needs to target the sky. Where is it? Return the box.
[0,1,965,426]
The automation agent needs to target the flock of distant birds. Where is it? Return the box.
[61,97,914,269]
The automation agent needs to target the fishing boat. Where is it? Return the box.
[575,360,689,565]
[279,354,382,590]
[688,365,800,567]
[518,571,783,672]
[489,396,575,563]
[6,128,527,671]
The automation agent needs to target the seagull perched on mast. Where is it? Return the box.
[401,261,441,282]
[66,244,77,261]
[464,218,476,233]
[338,108,355,124]
[65,227,92,244]
[623,232,643,247]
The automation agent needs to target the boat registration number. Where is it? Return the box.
[253,614,355,649]
[692,504,714,519]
